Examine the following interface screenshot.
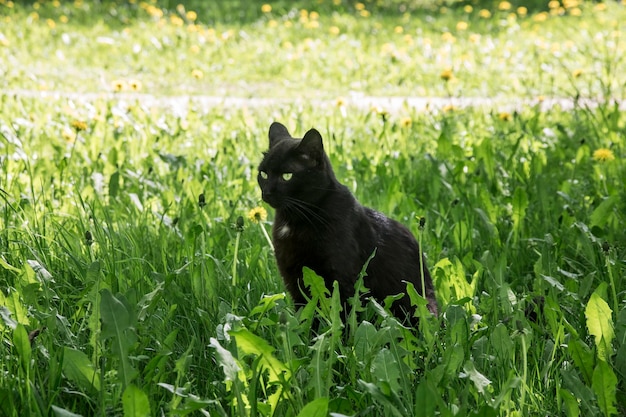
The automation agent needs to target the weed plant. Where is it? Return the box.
[1,1,626,416]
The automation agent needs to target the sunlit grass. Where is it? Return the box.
[1,1,626,416]
[1,0,625,98]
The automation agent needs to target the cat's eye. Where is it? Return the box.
[259,171,268,180]
[282,173,293,181]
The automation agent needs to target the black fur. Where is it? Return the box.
[258,122,438,323]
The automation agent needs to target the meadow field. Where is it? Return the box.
[1,0,625,416]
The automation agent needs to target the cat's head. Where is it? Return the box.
[258,122,336,209]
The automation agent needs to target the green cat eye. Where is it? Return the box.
[282,173,293,181]
[259,171,268,179]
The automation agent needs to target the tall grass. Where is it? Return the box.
[1,0,626,416]
[1,94,624,415]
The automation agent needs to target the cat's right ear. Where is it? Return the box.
[297,128,324,162]
[268,122,291,148]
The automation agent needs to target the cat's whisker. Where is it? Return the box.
[284,197,332,229]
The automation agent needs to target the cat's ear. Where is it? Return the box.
[268,122,291,148]
[297,128,324,161]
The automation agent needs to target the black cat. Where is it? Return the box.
[257,122,438,324]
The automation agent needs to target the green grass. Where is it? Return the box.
[1,0,626,98]
[1,1,626,416]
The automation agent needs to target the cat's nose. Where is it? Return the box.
[262,191,279,208]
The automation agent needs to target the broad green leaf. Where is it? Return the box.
[0,256,20,273]
[490,323,513,362]
[51,405,84,417]
[100,289,137,387]
[371,348,401,392]
[568,339,594,385]
[358,380,407,417]
[442,344,465,381]
[591,361,618,417]
[109,171,120,198]
[415,378,438,417]
[354,321,377,362]
[13,324,31,375]
[122,384,151,417]
[462,361,491,395]
[560,367,597,415]
[590,195,618,228]
[0,291,30,326]
[228,328,290,381]
[585,290,614,361]
[62,347,101,392]
[296,398,328,417]
[559,389,580,417]
[303,267,331,317]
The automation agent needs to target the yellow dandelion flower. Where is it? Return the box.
[71,120,87,131]
[572,69,583,78]
[442,104,456,112]
[533,12,548,22]
[498,112,512,121]
[440,68,453,81]
[310,11,319,20]
[62,127,76,143]
[329,25,340,35]
[355,2,365,11]
[469,33,481,43]
[400,117,412,128]
[456,21,468,31]
[517,6,528,16]
[593,3,607,11]
[191,69,204,79]
[129,79,142,91]
[548,0,560,9]
[268,19,278,28]
[441,32,456,42]
[305,20,319,29]
[59,15,68,23]
[190,44,200,54]
[498,1,512,11]
[463,5,473,13]
[336,97,345,107]
[563,0,579,8]
[261,4,272,13]
[112,80,126,92]
[360,9,371,17]
[46,18,55,28]
[478,9,491,18]
[170,15,184,26]
[186,10,197,21]
[569,7,582,16]
[247,207,268,224]
[593,148,615,162]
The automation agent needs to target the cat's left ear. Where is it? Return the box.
[298,128,324,162]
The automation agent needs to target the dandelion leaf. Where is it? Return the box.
[584,289,614,361]
[371,348,401,392]
[122,384,151,417]
[296,398,329,417]
[208,337,241,382]
[591,361,618,417]
[62,347,101,392]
